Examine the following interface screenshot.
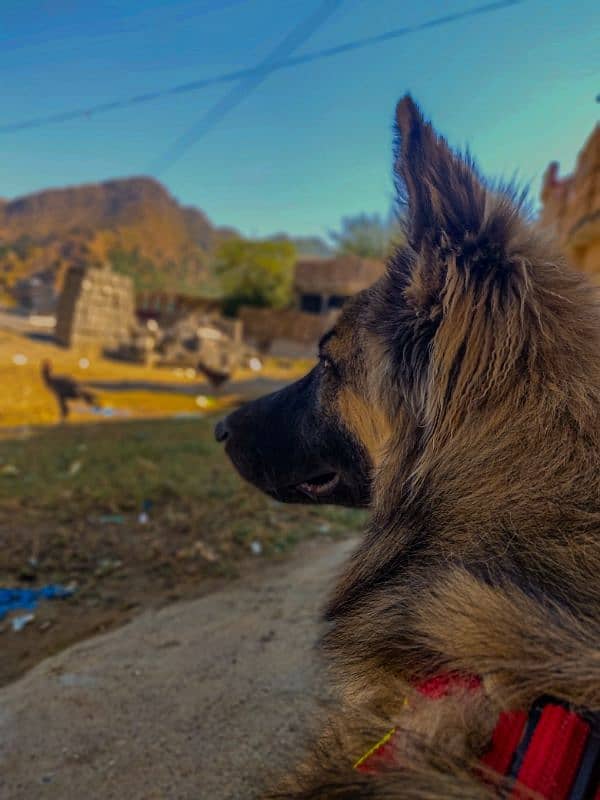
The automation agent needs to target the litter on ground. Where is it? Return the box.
[0,585,75,621]
[11,613,35,632]
[138,499,152,525]
[98,514,125,525]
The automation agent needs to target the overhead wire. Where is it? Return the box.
[0,0,527,138]
[150,0,345,173]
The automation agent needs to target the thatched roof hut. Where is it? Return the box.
[294,255,386,297]
[240,254,387,357]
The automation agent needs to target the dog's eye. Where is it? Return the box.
[320,355,340,376]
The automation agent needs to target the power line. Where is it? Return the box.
[151,0,344,174]
[0,0,253,53]
[0,0,526,136]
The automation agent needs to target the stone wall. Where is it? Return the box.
[540,124,600,275]
[12,274,56,314]
[239,306,338,357]
[55,265,135,348]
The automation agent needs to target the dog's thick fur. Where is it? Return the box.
[220,97,600,798]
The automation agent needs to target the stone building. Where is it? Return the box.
[12,272,57,314]
[540,124,600,275]
[136,290,221,326]
[55,264,135,348]
[294,255,386,313]
[240,254,386,357]
[239,306,338,358]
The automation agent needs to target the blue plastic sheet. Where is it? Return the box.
[0,585,74,620]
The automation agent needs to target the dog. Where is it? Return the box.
[41,359,98,421]
[215,96,600,798]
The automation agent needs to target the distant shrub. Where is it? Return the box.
[215,238,296,317]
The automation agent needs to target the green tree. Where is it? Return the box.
[215,238,296,316]
[329,212,403,259]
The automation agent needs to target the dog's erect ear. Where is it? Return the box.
[395,95,487,252]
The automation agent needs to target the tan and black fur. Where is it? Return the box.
[217,96,600,798]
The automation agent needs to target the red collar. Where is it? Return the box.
[355,672,600,800]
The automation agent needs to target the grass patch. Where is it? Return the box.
[0,417,366,685]
[0,339,346,686]
[0,417,366,579]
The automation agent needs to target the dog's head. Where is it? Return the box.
[217,97,600,518]
[214,292,380,507]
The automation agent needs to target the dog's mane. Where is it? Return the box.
[325,98,600,685]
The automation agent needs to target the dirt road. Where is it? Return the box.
[0,536,358,800]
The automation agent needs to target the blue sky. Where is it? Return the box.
[1,0,598,239]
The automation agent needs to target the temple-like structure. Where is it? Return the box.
[540,125,600,275]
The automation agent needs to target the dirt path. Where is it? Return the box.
[0,536,357,800]
[86,376,290,399]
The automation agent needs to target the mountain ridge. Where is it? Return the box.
[0,176,236,298]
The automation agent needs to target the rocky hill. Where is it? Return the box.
[0,176,236,299]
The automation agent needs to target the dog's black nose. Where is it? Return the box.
[214,419,229,443]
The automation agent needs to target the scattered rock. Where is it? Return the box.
[94,558,123,577]
[68,460,83,476]
[193,541,218,562]
[175,541,218,562]
[0,464,19,477]
[250,541,263,556]
[259,630,275,645]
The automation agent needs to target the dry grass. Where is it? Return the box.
[0,417,365,548]
[0,327,312,426]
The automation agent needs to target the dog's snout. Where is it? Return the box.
[214,419,230,443]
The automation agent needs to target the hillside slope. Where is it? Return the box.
[0,176,235,297]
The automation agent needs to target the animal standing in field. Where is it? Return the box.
[196,359,231,389]
[216,96,600,798]
[41,359,98,421]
